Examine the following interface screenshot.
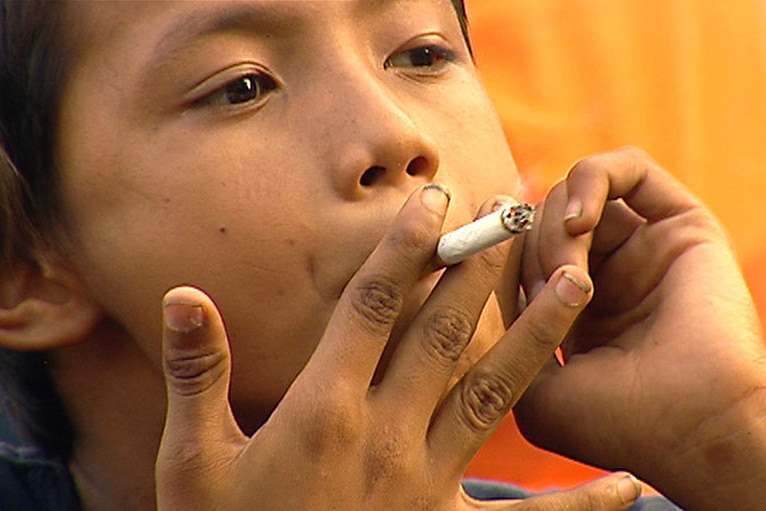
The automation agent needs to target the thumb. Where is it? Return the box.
[485,472,643,511]
[156,286,245,505]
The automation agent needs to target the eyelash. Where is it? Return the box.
[194,71,279,109]
[190,42,455,110]
[384,44,457,74]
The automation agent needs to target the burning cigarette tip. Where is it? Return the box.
[436,202,536,266]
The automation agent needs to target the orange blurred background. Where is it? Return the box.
[464,0,766,492]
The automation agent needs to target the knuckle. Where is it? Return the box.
[546,178,569,199]
[519,316,562,354]
[569,146,650,178]
[458,370,515,432]
[422,307,474,364]
[567,154,606,183]
[164,350,228,396]
[571,146,648,175]
[350,276,404,336]
[158,438,208,475]
[157,443,228,507]
[655,205,726,253]
[296,387,363,462]
[566,154,594,179]
[472,238,509,275]
[363,429,412,491]
[617,144,650,161]
[684,204,724,233]
[408,495,440,511]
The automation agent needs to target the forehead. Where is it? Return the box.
[61,0,463,93]
[60,0,466,113]
[64,0,459,46]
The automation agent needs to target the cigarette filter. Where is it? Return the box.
[436,202,535,266]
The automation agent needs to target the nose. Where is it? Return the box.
[318,69,440,200]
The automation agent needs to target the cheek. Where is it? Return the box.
[59,162,332,375]
[66,212,340,427]
[437,83,521,204]
[57,98,325,345]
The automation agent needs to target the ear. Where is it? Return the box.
[0,252,103,351]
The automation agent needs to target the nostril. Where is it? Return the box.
[360,166,385,187]
[406,156,430,176]
[359,157,432,187]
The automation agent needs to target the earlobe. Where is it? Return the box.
[0,253,103,351]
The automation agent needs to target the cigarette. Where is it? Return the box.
[436,202,535,266]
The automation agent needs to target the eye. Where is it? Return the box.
[384,45,456,73]
[195,72,278,108]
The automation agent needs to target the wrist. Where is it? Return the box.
[646,373,766,510]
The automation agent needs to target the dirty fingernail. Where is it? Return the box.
[555,271,592,307]
[564,196,583,222]
[164,301,204,333]
[617,474,642,505]
[421,183,451,215]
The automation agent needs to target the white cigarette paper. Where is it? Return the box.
[436,202,535,266]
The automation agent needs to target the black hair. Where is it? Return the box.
[451,0,472,55]
[0,0,77,459]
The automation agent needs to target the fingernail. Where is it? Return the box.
[555,271,592,307]
[164,301,204,333]
[421,183,451,215]
[564,197,583,222]
[616,474,642,505]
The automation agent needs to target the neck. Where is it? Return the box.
[51,324,167,511]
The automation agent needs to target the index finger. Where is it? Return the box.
[301,184,450,395]
[564,147,703,236]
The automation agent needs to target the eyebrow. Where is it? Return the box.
[143,0,447,79]
[144,3,304,79]
[151,0,433,52]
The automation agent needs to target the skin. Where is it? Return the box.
[52,0,517,429]
[3,0,636,509]
[4,0,765,510]
[518,149,766,510]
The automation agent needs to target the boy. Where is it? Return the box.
[1,1,764,510]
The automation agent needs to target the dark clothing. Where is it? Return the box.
[0,442,80,511]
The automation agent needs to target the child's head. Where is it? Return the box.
[0,0,519,458]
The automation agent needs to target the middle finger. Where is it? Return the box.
[375,197,521,429]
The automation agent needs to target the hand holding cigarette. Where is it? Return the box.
[437,201,535,266]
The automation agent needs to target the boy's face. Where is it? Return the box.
[55,0,519,426]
